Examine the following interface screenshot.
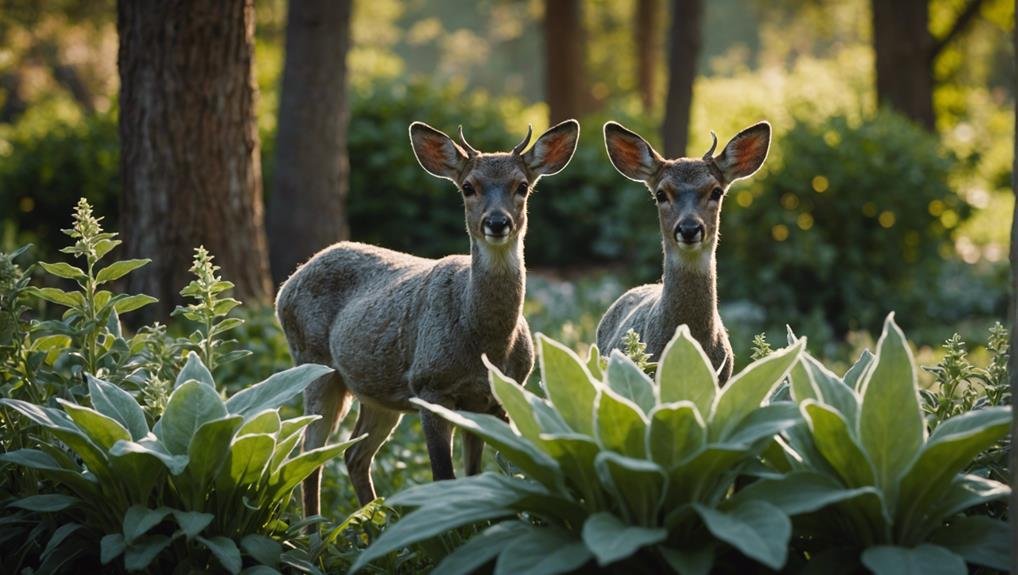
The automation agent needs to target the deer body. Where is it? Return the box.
[596,121,772,383]
[276,120,579,512]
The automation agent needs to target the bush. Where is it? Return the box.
[720,111,976,335]
[355,318,1012,574]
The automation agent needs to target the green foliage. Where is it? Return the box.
[722,111,976,335]
[355,328,806,573]
[1,353,361,573]
[757,314,1013,571]
[172,246,251,373]
[749,333,773,361]
[621,329,654,375]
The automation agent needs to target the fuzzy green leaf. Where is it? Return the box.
[802,401,875,488]
[861,544,966,575]
[111,293,158,314]
[123,506,171,544]
[159,380,227,455]
[198,536,242,575]
[656,325,717,415]
[58,399,131,450]
[710,339,804,440]
[38,261,87,281]
[581,512,667,566]
[494,526,592,575]
[9,494,79,512]
[88,375,148,440]
[537,334,599,436]
[646,401,706,469]
[694,500,790,570]
[226,363,333,418]
[595,388,647,458]
[605,350,656,413]
[432,521,531,575]
[175,351,215,389]
[929,516,1011,571]
[95,259,150,284]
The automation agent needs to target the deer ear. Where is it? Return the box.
[715,122,771,183]
[524,119,580,177]
[409,122,469,181]
[603,122,663,184]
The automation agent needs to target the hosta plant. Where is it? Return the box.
[354,328,806,573]
[1,353,362,573]
[744,314,1013,573]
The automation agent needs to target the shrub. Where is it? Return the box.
[749,315,1011,572]
[1,354,361,573]
[354,329,807,573]
[721,111,975,335]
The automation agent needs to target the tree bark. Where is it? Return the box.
[544,0,586,124]
[871,0,935,130]
[635,0,661,113]
[267,0,353,286]
[662,0,702,157]
[118,0,272,320]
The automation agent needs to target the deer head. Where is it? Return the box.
[603,121,771,260]
[409,120,580,248]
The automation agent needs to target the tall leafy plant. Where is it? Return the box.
[354,328,806,574]
[1,348,362,573]
[744,314,1012,573]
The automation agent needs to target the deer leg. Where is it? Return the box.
[463,431,484,476]
[344,402,402,506]
[302,371,350,518]
[421,408,455,481]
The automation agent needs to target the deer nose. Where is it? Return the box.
[483,214,513,237]
[675,221,705,244]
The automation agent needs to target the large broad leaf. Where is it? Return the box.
[731,470,880,516]
[123,534,172,572]
[660,545,714,575]
[237,410,281,436]
[605,350,656,414]
[110,438,189,476]
[724,402,800,447]
[646,402,706,470]
[693,500,790,570]
[929,516,1011,571]
[186,416,243,485]
[0,449,98,495]
[494,526,592,575]
[586,345,605,380]
[802,354,860,424]
[581,512,667,566]
[432,521,531,575]
[159,380,227,455]
[667,444,749,508]
[857,314,925,495]
[226,364,333,418]
[221,433,276,488]
[9,494,79,512]
[594,452,666,526]
[173,510,214,540]
[2,399,112,479]
[801,401,875,488]
[240,534,282,568]
[895,407,1011,540]
[269,435,364,502]
[929,474,1010,522]
[788,360,820,404]
[38,261,87,281]
[58,400,131,450]
[485,356,544,442]
[709,339,804,441]
[537,334,598,436]
[861,544,966,575]
[197,535,242,575]
[537,433,604,507]
[595,388,647,458]
[388,472,550,509]
[278,415,320,441]
[656,325,717,416]
[88,375,148,440]
[412,399,564,492]
[123,506,171,544]
[352,500,517,572]
[109,446,165,502]
[175,352,215,389]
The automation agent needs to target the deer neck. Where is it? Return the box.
[658,242,718,345]
[466,236,526,347]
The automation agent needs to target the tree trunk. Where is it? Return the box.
[871,0,935,130]
[662,0,702,157]
[118,0,272,320]
[545,0,586,124]
[635,0,660,113]
[267,0,353,286]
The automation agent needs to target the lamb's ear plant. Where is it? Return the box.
[0,353,363,574]
[353,327,806,574]
[745,314,1012,573]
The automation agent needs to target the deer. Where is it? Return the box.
[596,120,771,383]
[275,119,580,513]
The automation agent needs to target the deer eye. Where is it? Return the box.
[655,190,667,203]
[516,182,529,196]
[710,187,723,201]
[461,182,476,197]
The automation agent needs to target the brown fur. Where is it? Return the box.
[597,121,771,383]
[276,120,579,512]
